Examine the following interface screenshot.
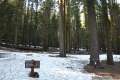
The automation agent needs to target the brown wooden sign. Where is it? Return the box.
[25,60,40,68]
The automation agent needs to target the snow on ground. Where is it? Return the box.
[0,50,119,80]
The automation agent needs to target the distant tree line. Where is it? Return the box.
[0,0,120,65]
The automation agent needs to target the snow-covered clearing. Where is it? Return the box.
[0,50,120,80]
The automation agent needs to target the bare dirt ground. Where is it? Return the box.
[84,61,120,80]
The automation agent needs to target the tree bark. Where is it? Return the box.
[59,0,66,57]
[86,0,100,66]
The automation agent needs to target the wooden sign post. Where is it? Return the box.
[25,60,40,78]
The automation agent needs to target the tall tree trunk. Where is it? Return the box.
[86,0,100,66]
[59,0,66,57]
[106,0,116,65]
[66,0,71,53]
[42,0,53,51]
[100,0,114,65]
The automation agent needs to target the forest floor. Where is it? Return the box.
[84,61,120,80]
[0,49,120,80]
[0,50,94,80]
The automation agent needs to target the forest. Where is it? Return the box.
[0,0,120,70]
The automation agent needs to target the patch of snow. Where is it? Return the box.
[0,50,119,80]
